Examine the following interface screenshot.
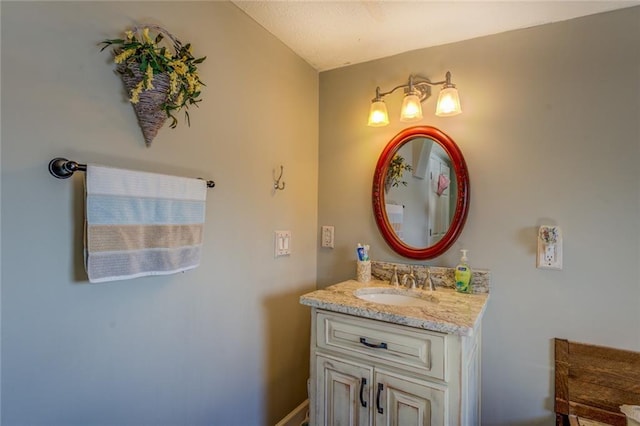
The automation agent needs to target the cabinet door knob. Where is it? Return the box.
[376,383,384,414]
[359,378,368,407]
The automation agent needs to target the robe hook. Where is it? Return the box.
[273,165,285,191]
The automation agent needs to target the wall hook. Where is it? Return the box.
[273,165,285,191]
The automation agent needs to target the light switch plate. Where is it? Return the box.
[274,230,291,257]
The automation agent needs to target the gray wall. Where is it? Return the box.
[3,2,640,426]
[1,2,318,425]
[318,7,640,425]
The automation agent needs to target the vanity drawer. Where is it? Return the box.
[315,311,446,380]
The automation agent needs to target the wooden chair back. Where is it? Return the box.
[555,338,640,425]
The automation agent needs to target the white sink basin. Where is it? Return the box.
[354,289,437,307]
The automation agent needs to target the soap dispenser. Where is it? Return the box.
[454,249,472,293]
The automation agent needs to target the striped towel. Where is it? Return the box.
[385,203,404,238]
[85,164,207,283]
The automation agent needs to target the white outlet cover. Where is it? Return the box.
[537,238,562,270]
[321,225,334,248]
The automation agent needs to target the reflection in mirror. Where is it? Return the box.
[372,126,469,260]
[384,137,458,248]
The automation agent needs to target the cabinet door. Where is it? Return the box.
[374,371,445,426]
[316,355,373,426]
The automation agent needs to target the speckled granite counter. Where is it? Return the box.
[300,279,489,336]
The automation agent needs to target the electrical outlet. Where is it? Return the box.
[275,230,291,257]
[536,225,562,270]
[321,226,334,248]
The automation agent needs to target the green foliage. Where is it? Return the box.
[386,154,413,189]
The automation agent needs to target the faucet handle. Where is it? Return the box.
[389,265,399,286]
[424,268,436,291]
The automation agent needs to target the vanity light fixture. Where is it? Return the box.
[367,71,461,127]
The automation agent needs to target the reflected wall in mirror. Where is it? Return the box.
[372,126,470,259]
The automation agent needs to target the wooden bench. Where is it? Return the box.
[555,338,640,425]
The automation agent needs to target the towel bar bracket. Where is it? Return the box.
[49,157,85,179]
[48,157,215,188]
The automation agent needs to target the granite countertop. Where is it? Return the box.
[300,280,489,336]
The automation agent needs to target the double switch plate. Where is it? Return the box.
[275,230,291,257]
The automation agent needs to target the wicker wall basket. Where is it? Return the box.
[113,25,180,147]
[117,61,171,147]
[101,24,205,147]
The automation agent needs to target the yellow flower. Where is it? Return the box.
[114,48,136,64]
[175,91,184,106]
[145,65,154,90]
[169,72,179,95]
[125,30,134,40]
[129,80,144,104]
[185,73,200,93]
[169,60,188,76]
[142,27,152,44]
[164,49,173,60]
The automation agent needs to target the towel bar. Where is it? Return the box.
[48,157,215,188]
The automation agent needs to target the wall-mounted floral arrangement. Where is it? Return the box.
[100,25,206,146]
[385,154,413,193]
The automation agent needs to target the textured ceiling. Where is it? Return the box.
[233,1,639,71]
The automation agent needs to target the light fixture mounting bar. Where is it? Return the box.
[368,71,461,126]
[376,74,447,100]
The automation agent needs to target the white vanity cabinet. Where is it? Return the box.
[309,309,481,426]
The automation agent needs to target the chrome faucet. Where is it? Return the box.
[401,266,417,289]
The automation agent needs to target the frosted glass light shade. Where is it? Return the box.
[400,93,423,122]
[368,100,389,127]
[435,87,462,117]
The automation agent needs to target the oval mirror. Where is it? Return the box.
[372,126,470,259]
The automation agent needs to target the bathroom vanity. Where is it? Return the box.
[300,276,489,426]
[301,126,485,425]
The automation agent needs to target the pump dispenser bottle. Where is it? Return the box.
[455,249,472,293]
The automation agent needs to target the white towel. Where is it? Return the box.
[85,164,207,283]
[385,203,404,237]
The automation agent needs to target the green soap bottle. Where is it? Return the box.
[455,249,472,293]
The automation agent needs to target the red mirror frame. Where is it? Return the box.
[372,126,470,259]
